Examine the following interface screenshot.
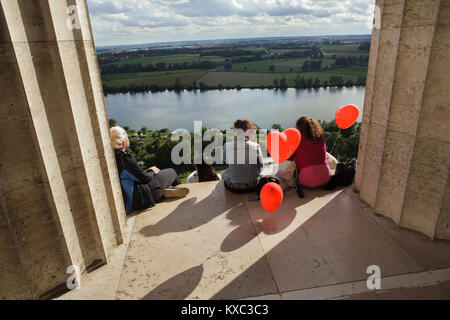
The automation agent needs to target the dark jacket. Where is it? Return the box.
[114,149,157,213]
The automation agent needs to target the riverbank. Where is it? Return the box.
[103,79,366,95]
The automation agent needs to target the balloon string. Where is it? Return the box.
[330,129,341,155]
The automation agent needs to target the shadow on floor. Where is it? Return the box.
[212,190,431,299]
[142,265,204,300]
[139,182,242,237]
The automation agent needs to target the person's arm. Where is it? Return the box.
[123,154,153,184]
[147,166,160,174]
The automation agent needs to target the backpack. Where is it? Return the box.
[256,176,281,197]
[324,158,357,190]
[132,183,156,211]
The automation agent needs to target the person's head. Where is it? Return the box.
[110,126,130,150]
[195,163,220,183]
[296,117,324,141]
[234,119,257,139]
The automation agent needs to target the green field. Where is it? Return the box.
[216,58,335,73]
[105,54,201,67]
[321,44,369,57]
[100,43,370,90]
[103,69,208,87]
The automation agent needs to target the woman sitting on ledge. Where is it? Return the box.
[110,126,189,214]
[222,120,264,193]
[292,117,332,198]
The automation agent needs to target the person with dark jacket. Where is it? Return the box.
[111,126,189,214]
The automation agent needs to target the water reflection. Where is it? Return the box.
[105,87,365,131]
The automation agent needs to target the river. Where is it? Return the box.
[105,87,366,131]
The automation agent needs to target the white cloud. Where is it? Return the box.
[86,0,375,46]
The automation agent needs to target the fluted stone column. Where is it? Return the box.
[356,0,450,240]
[0,0,127,299]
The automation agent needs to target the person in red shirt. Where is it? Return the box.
[292,117,332,198]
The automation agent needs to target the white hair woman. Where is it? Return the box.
[110,126,189,214]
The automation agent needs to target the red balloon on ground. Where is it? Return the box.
[260,183,284,212]
[336,105,360,129]
[267,128,301,163]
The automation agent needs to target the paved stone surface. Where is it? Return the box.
[58,182,450,300]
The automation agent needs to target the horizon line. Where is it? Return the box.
[96,33,372,49]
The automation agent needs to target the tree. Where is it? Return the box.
[224,62,232,72]
[272,124,284,132]
[314,78,321,88]
[141,126,148,135]
[109,119,117,128]
[273,79,279,88]
[302,60,310,72]
[279,78,288,90]
[358,41,371,51]
[269,65,276,73]
[174,77,182,92]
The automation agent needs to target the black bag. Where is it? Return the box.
[336,158,357,186]
[324,158,357,190]
[256,176,281,197]
[132,183,156,211]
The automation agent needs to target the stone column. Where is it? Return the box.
[356,0,450,240]
[0,0,127,299]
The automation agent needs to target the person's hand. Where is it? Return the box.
[149,166,160,174]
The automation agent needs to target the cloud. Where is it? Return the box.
[86,0,375,46]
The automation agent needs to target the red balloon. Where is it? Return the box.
[267,128,301,163]
[336,105,360,129]
[260,183,284,212]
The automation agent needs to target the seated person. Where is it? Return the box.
[222,120,264,193]
[110,126,189,214]
[187,163,222,184]
[292,117,332,198]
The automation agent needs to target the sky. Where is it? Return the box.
[86,0,376,47]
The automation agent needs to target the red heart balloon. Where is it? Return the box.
[336,104,360,130]
[267,128,301,163]
[261,183,283,212]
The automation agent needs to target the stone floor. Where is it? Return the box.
[58,181,450,300]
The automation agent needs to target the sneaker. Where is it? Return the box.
[163,186,190,198]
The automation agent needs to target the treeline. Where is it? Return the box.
[334,55,369,67]
[97,47,201,65]
[358,41,371,51]
[108,119,361,176]
[100,60,218,74]
[102,75,366,95]
[273,120,361,162]
[200,48,265,57]
[322,120,361,162]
